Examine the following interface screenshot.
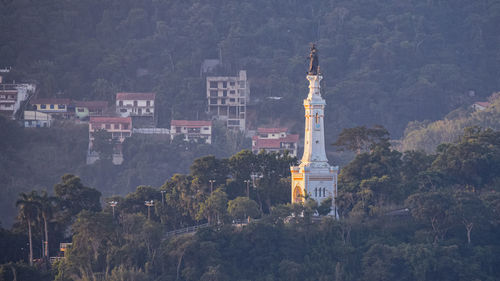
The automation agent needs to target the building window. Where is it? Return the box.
[203,127,209,130]
[50,104,54,109]
[230,90,235,95]
[146,100,150,106]
[105,124,111,129]
[146,108,150,113]
[77,108,84,112]
[229,98,235,102]
[239,81,245,88]
[59,104,66,109]
[222,81,227,88]
[123,124,129,130]
[221,99,226,105]
[40,104,46,109]
[210,98,218,105]
[120,108,127,113]
[323,188,326,197]
[210,81,218,88]
[230,81,235,86]
[223,90,227,97]
[176,127,181,133]
[119,101,123,106]
[114,124,119,129]
[210,90,217,97]
[133,101,138,107]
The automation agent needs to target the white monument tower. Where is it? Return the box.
[290,45,339,217]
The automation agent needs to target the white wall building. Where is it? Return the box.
[0,83,35,119]
[290,51,339,217]
[206,70,249,131]
[116,92,156,127]
[23,110,52,128]
[170,120,212,144]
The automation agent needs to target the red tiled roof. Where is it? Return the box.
[74,100,108,109]
[30,98,71,105]
[90,116,132,124]
[116,92,156,100]
[253,134,299,149]
[474,101,490,107]
[171,120,212,127]
[257,127,288,134]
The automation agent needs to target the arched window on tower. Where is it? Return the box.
[314,188,318,197]
[323,188,326,197]
[315,112,319,124]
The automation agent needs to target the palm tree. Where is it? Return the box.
[36,191,55,259]
[16,191,40,266]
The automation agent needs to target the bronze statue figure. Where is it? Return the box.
[308,44,319,75]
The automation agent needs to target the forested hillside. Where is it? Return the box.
[2,128,500,280]
[401,93,500,152]
[0,117,251,227]
[2,0,500,136]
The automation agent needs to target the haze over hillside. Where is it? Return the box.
[2,0,500,138]
[2,1,500,280]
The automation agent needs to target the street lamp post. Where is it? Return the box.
[108,201,118,217]
[144,200,154,220]
[244,180,251,197]
[160,190,166,204]
[209,179,216,193]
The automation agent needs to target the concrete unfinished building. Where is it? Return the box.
[206,70,249,131]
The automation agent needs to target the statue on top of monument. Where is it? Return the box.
[308,43,320,75]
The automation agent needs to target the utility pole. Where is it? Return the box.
[244,180,251,197]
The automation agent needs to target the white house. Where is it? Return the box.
[252,127,299,156]
[170,120,212,144]
[116,92,156,127]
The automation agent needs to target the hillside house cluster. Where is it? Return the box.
[7,66,300,167]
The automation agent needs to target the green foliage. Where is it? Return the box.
[54,174,102,221]
[0,262,52,281]
[90,129,115,161]
[0,118,88,227]
[197,188,228,224]
[333,125,390,154]
[227,197,261,220]
[402,94,500,152]
[4,127,500,280]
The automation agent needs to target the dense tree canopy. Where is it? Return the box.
[2,127,500,280]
